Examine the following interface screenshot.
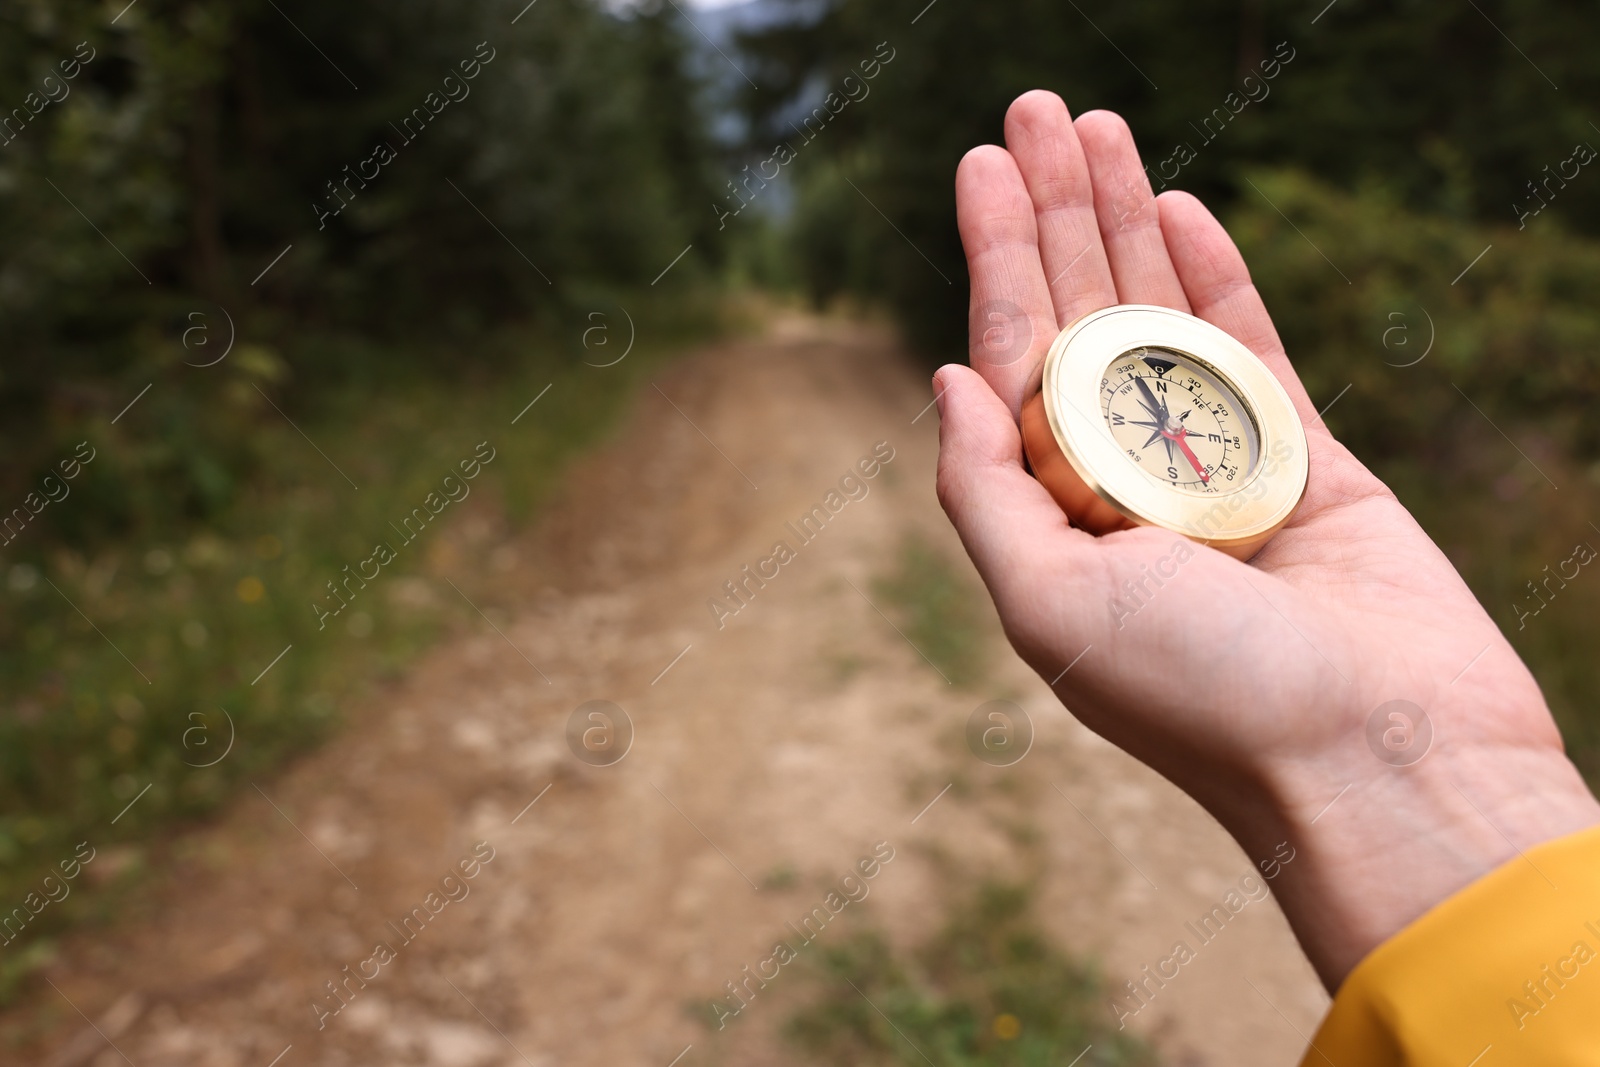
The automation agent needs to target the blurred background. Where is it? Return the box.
[4,1,1599,1064]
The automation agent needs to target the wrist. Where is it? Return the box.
[1258,738,1600,989]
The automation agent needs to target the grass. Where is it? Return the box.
[0,300,714,999]
[783,882,1158,1067]
[874,535,990,689]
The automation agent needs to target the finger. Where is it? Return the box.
[955,145,1060,418]
[1074,110,1190,311]
[1002,91,1118,331]
[932,364,1096,611]
[1156,190,1318,423]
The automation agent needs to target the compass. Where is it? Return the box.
[1020,305,1309,560]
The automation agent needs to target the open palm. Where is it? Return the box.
[935,92,1598,987]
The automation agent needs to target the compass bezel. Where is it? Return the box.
[1021,304,1309,559]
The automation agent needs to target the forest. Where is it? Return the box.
[3,0,1599,1010]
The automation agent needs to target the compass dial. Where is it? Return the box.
[1100,346,1260,495]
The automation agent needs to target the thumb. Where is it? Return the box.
[932,364,1098,612]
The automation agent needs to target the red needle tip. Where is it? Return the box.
[1169,429,1209,482]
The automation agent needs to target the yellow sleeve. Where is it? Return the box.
[1302,823,1600,1067]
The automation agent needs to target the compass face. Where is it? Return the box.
[1100,346,1260,495]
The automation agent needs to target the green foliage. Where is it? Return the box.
[0,0,721,539]
[1229,169,1600,458]
[785,883,1158,1066]
[874,535,989,688]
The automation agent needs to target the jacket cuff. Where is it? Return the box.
[1303,822,1600,1067]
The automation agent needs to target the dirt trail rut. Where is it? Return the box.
[18,315,1327,1067]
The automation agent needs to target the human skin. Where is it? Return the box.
[934,90,1600,991]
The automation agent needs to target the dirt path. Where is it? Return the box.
[14,314,1326,1067]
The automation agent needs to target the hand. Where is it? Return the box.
[936,92,1600,989]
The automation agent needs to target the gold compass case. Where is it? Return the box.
[1020,304,1309,561]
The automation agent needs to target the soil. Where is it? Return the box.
[10,313,1327,1067]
